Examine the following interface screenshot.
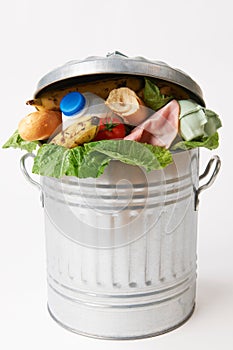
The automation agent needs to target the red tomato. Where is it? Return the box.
[93,117,126,141]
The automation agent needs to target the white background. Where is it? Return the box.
[0,0,232,349]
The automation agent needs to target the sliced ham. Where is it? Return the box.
[124,100,180,148]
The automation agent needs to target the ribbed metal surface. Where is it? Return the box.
[42,149,199,338]
[34,52,204,106]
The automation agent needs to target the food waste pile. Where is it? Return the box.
[3,76,222,178]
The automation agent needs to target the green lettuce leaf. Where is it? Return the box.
[143,78,173,111]
[32,140,173,179]
[83,140,172,172]
[204,109,222,136]
[178,100,222,141]
[2,130,39,152]
[172,132,219,151]
[32,144,83,178]
[178,100,208,141]
[78,150,111,178]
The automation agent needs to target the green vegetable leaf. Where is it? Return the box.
[83,140,172,172]
[2,130,39,152]
[78,151,111,178]
[204,109,222,136]
[143,78,173,111]
[172,132,219,151]
[32,140,173,179]
[178,100,208,141]
[32,144,83,178]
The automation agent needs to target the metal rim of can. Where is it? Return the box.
[34,52,205,106]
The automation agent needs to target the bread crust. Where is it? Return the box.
[18,110,62,141]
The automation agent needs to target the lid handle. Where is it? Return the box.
[106,51,128,58]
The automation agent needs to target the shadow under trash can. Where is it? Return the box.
[20,52,221,339]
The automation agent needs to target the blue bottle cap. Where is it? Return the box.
[60,92,86,116]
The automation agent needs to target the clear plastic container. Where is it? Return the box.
[60,91,109,128]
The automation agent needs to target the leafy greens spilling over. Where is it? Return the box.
[32,140,173,178]
[171,100,222,150]
[143,78,173,111]
[178,100,222,141]
[172,132,219,151]
[2,130,39,152]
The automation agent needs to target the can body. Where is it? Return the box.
[42,148,199,339]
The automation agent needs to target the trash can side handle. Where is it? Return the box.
[20,153,44,208]
[195,155,221,210]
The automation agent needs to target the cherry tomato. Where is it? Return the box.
[93,117,126,141]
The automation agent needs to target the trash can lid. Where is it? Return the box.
[34,51,204,106]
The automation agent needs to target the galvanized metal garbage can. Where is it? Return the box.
[20,52,221,339]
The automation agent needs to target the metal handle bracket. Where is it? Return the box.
[195,155,221,211]
[20,153,44,208]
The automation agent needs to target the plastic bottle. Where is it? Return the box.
[60,91,109,128]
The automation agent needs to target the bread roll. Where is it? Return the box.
[18,110,62,141]
[105,87,148,126]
